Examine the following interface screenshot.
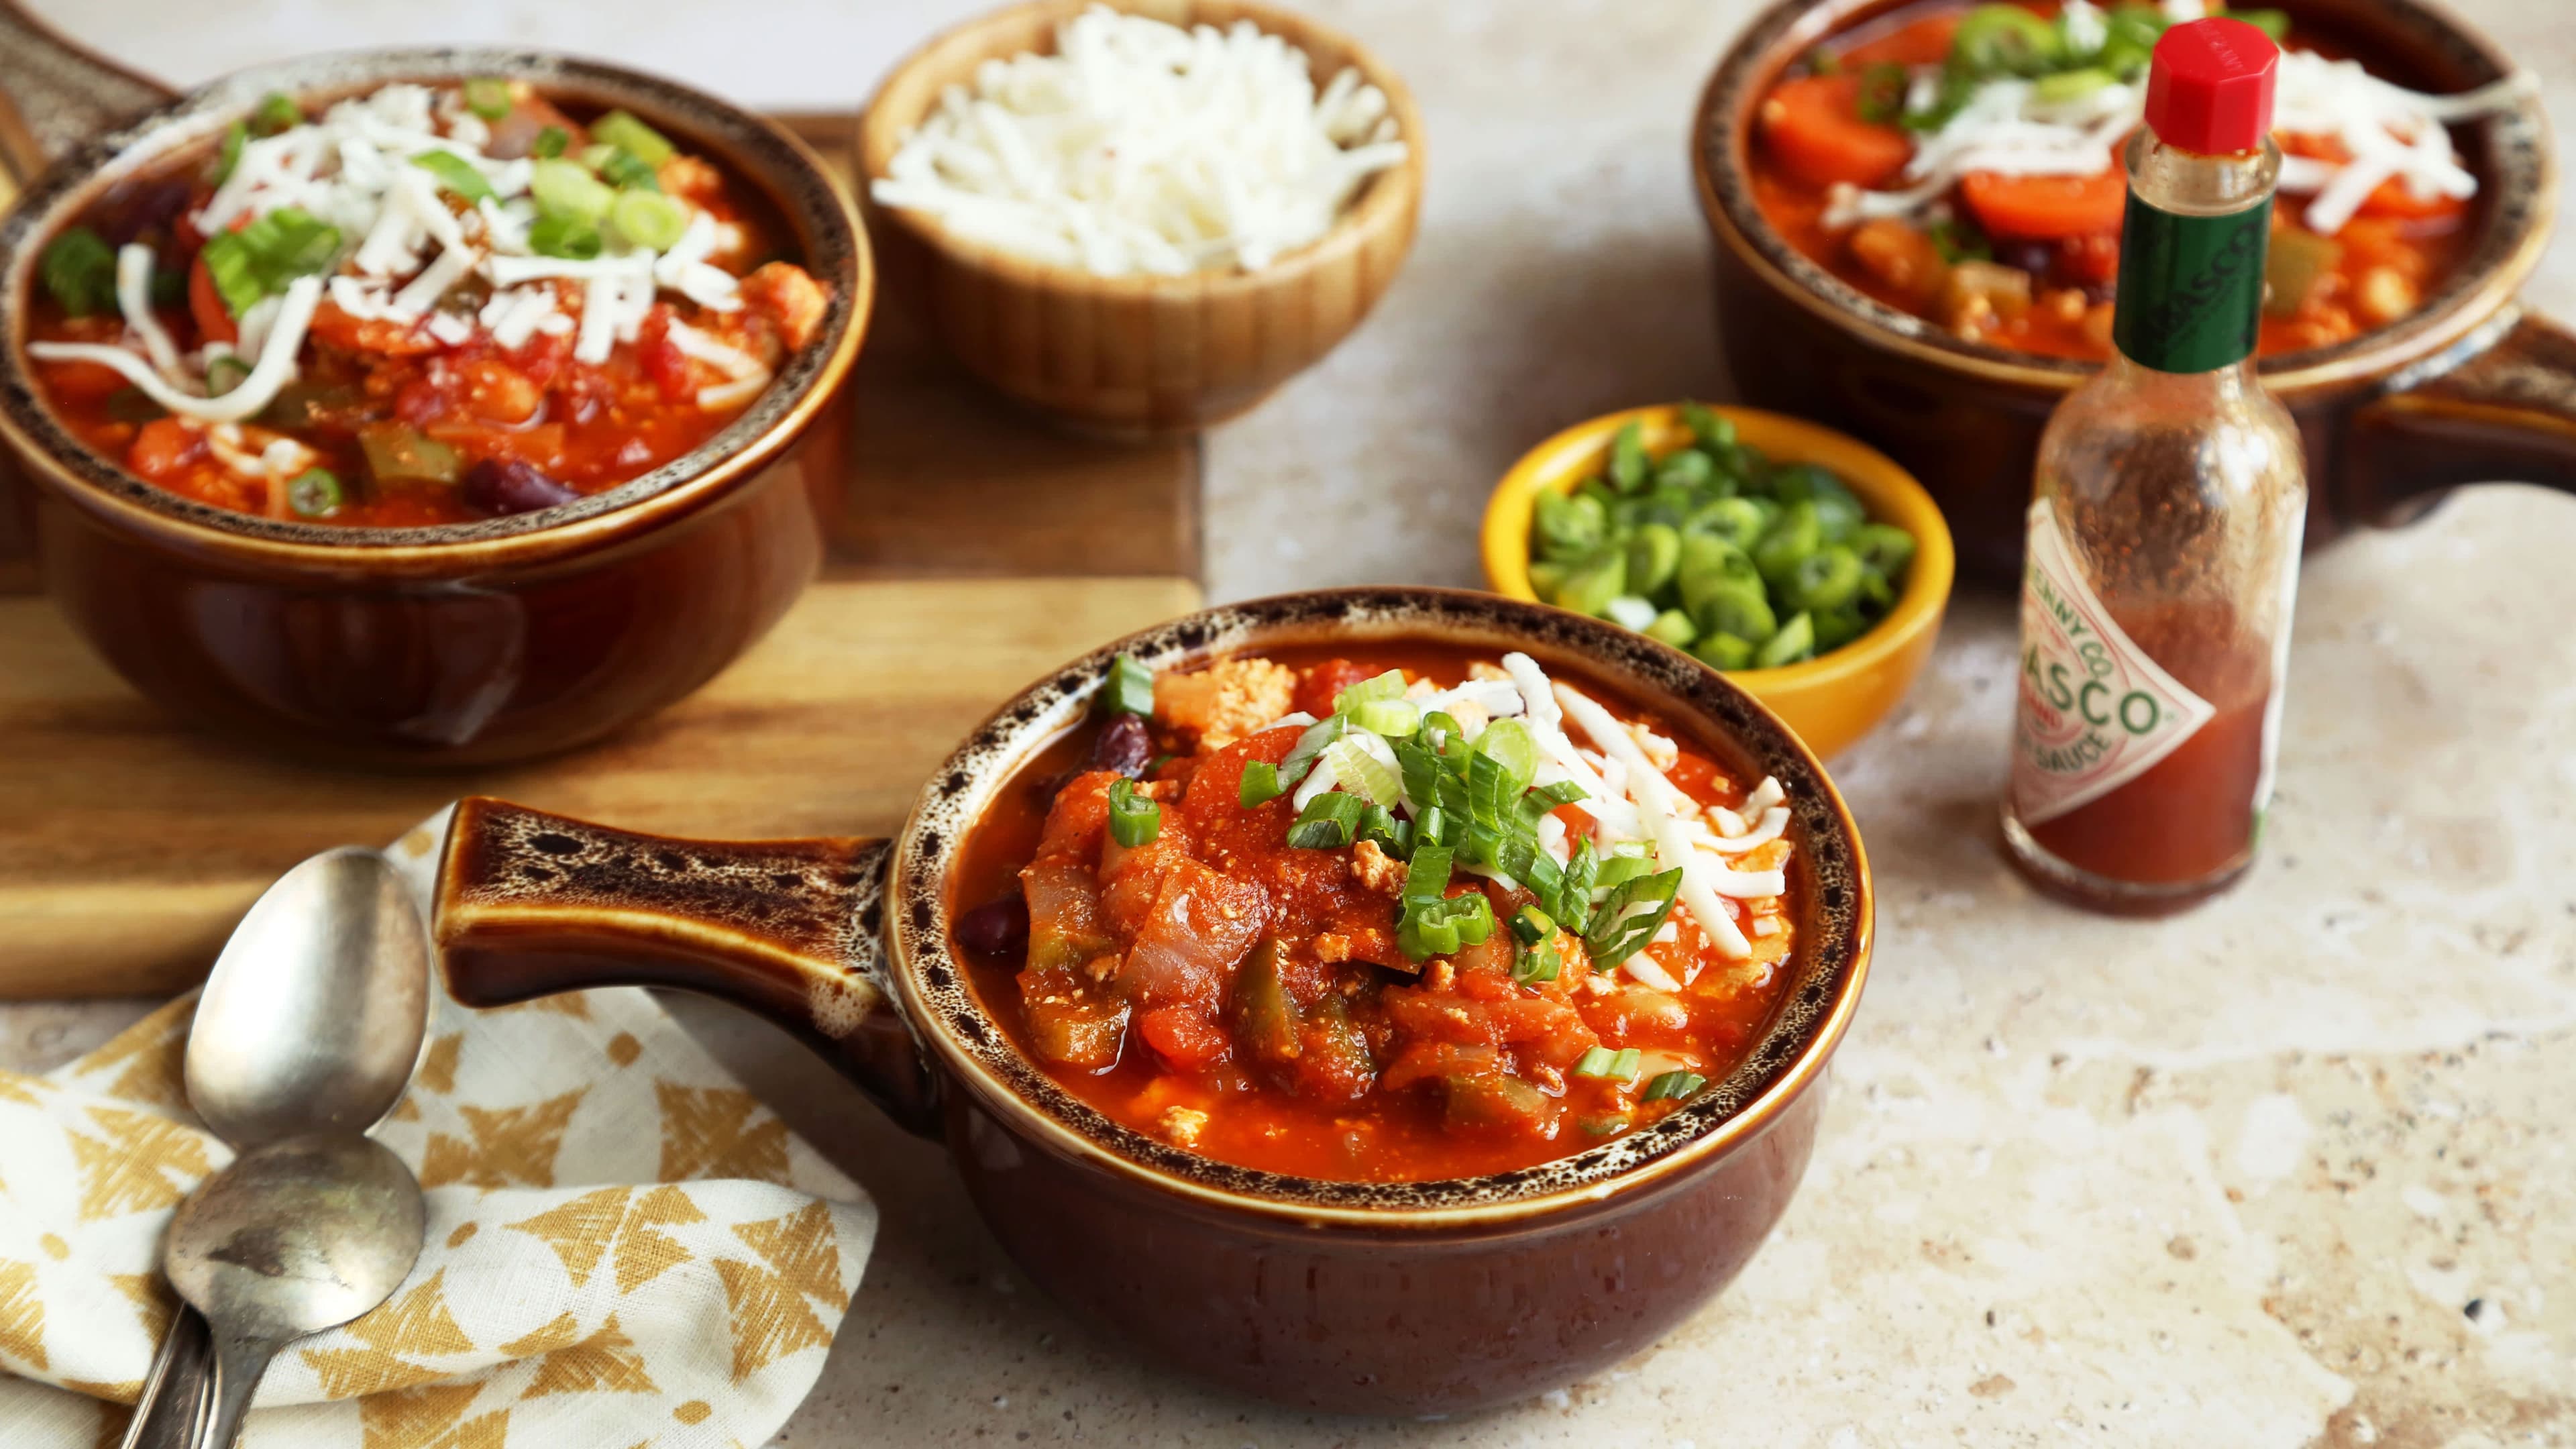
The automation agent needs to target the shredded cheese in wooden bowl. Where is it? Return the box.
[870,3,1407,276]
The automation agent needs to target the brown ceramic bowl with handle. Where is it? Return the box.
[1695,0,2564,585]
[0,10,869,765]
[855,0,1424,437]
[430,586,1874,1415]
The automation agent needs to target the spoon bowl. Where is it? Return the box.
[183,847,429,1144]
[164,1135,425,1448]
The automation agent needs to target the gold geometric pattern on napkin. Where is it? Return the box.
[0,810,878,1448]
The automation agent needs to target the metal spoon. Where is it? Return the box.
[163,1135,425,1449]
[120,848,431,1448]
[185,847,431,1143]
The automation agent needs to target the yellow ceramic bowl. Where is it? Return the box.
[1483,405,1954,759]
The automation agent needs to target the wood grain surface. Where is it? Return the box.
[0,576,1200,998]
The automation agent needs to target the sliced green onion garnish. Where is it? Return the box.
[1397,890,1494,961]
[1607,1047,1642,1085]
[1356,805,1413,857]
[530,158,617,221]
[462,77,514,121]
[250,91,303,136]
[1643,1069,1706,1102]
[588,109,676,167]
[610,189,688,251]
[38,227,115,317]
[203,355,252,396]
[286,468,343,519]
[1285,792,1364,849]
[1275,713,1346,790]
[1100,653,1155,718]
[1512,940,1561,985]
[1106,778,1161,848]
[1401,843,1452,902]
[2033,67,2114,103]
[411,150,494,203]
[1509,905,1555,946]
[1472,718,1539,796]
[1350,698,1420,739]
[198,233,265,318]
[1332,669,1407,714]
[527,214,603,261]
[1239,760,1284,808]
[587,145,659,192]
[235,207,342,280]
[1572,1046,1618,1079]
[214,121,248,185]
[1421,710,1464,750]
[1322,739,1402,808]
[531,124,571,159]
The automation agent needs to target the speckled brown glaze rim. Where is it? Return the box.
[0,47,869,569]
[885,586,1875,1226]
[1692,0,2556,396]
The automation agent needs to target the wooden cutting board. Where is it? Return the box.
[0,114,1208,998]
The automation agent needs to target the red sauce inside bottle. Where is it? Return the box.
[2015,600,2273,912]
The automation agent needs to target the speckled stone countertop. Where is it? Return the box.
[15,0,2576,1443]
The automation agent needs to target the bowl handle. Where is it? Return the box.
[433,796,941,1137]
[0,1,175,180]
[2343,308,2576,527]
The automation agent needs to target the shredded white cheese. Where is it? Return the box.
[871,4,1405,276]
[30,276,323,423]
[1823,41,2530,239]
[1552,678,1757,959]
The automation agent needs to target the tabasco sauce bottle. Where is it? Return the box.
[2003,17,2306,915]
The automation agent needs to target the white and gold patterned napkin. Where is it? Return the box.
[0,814,875,1448]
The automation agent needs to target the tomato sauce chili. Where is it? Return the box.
[1748,1,2489,362]
[23,80,830,528]
[949,645,1802,1183]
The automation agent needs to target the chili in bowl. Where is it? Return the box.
[1694,0,2571,584]
[432,586,1873,1413]
[0,42,867,763]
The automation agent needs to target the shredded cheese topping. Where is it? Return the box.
[1823,34,2530,239]
[870,4,1406,276]
[28,81,772,431]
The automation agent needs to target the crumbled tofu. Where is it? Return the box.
[1349,838,1405,896]
[1466,662,1512,683]
[742,261,830,352]
[1152,656,1297,748]
[1159,1105,1209,1148]
[1424,959,1456,991]
[1444,700,1491,738]
[1313,932,1354,963]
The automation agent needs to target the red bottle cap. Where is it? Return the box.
[2143,17,2279,154]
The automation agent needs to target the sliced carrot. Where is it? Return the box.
[128,417,203,481]
[1838,11,1963,68]
[1759,74,1913,189]
[2358,177,2468,223]
[188,254,237,345]
[1961,167,2128,240]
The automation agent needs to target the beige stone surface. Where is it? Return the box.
[12,0,2576,1444]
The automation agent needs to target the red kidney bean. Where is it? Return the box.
[463,459,579,516]
[955,895,1030,960]
[1089,712,1152,779]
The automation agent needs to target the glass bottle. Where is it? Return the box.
[2002,18,2306,915]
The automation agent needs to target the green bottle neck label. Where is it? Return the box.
[2109,191,2271,374]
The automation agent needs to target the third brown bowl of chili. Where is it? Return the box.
[429,586,1874,1413]
[0,39,868,763]
[1695,0,2569,583]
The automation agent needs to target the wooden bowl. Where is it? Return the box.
[1483,405,1953,758]
[855,0,1425,436]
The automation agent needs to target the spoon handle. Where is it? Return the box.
[190,1330,283,1449]
[118,1307,211,1449]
